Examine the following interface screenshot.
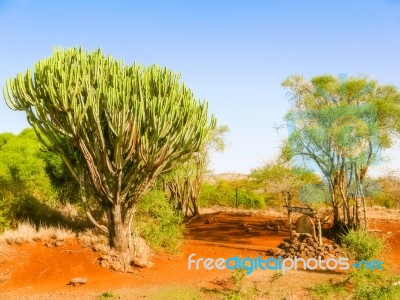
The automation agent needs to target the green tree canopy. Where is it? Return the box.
[283,74,400,229]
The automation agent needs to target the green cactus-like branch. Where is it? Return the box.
[3,47,216,209]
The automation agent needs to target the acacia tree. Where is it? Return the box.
[3,47,216,270]
[283,74,400,230]
[250,158,320,232]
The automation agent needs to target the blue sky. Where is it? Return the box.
[1,0,400,174]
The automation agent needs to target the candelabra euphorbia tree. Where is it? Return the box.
[3,47,216,270]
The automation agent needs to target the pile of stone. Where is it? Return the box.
[267,232,343,259]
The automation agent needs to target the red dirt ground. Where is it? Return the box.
[0,211,399,299]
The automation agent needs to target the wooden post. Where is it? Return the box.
[235,189,238,208]
[287,193,293,236]
[288,210,292,235]
[317,217,322,246]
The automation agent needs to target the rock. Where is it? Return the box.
[240,222,248,228]
[44,242,54,248]
[296,216,317,240]
[273,230,343,261]
[110,261,123,271]
[99,260,110,269]
[205,218,213,224]
[246,227,253,232]
[101,254,113,260]
[266,248,274,256]
[55,240,64,247]
[133,257,152,268]
[268,248,284,256]
[279,242,290,249]
[68,277,87,286]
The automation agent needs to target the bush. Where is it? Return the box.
[311,282,347,300]
[229,190,266,209]
[198,181,266,209]
[311,270,400,300]
[351,268,400,300]
[341,229,384,261]
[0,129,63,230]
[0,213,10,233]
[135,190,185,253]
[370,194,397,209]
[198,182,228,207]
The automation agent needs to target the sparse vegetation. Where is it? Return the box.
[311,282,347,300]
[148,287,202,300]
[351,269,400,300]
[78,229,110,252]
[99,291,116,300]
[342,229,384,261]
[199,179,267,209]
[311,270,400,300]
[0,221,75,245]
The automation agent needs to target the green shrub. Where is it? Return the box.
[0,129,63,230]
[99,291,115,300]
[198,182,228,207]
[351,268,400,300]
[370,194,397,209]
[341,229,384,261]
[229,190,265,209]
[311,282,347,300]
[135,190,185,253]
[312,270,400,300]
[0,212,10,233]
[198,181,266,209]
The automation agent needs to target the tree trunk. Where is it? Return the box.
[192,198,200,217]
[105,204,133,271]
[283,191,293,235]
[331,189,340,227]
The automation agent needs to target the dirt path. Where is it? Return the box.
[0,211,398,299]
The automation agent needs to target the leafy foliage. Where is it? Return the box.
[135,190,185,253]
[249,160,320,207]
[161,125,229,216]
[342,229,384,261]
[283,74,400,228]
[0,129,60,231]
[198,179,266,209]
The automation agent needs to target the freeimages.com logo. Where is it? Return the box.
[188,253,383,275]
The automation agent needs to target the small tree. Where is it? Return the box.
[250,159,320,233]
[3,47,216,270]
[283,74,400,230]
[161,125,228,216]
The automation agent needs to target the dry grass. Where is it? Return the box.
[132,228,152,260]
[36,225,75,241]
[199,206,285,218]
[0,221,75,245]
[77,229,110,252]
[367,206,400,220]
